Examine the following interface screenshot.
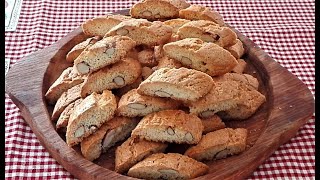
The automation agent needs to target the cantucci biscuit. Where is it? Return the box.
[117,89,180,117]
[137,67,214,102]
[163,38,238,76]
[66,36,102,63]
[56,99,82,131]
[128,153,209,179]
[45,67,86,104]
[74,35,136,75]
[179,4,225,26]
[105,19,172,46]
[231,59,247,74]
[81,57,142,97]
[115,76,143,98]
[225,39,245,59]
[115,137,168,174]
[177,20,237,47]
[189,80,266,119]
[163,18,191,34]
[130,0,190,21]
[81,14,132,36]
[201,115,226,134]
[51,83,82,121]
[131,110,203,144]
[212,73,259,90]
[185,128,248,161]
[137,48,158,67]
[81,117,139,161]
[66,90,117,146]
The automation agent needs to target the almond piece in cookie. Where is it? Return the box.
[163,38,238,76]
[130,0,190,21]
[127,153,209,179]
[105,19,172,46]
[177,20,237,47]
[115,137,168,174]
[80,117,139,161]
[179,4,225,26]
[81,14,132,36]
[66,90,117,146]
[81,57,142,97]
[225,39,245,59]
[137,67,214,102]
[131,110,203,144]
[45,67,86,104]
[117,89,180,117]
[189,80,266,120]
[185,128,248,161]
[201,115,226,134]
[66,36,102,63]
[74,35,136,75]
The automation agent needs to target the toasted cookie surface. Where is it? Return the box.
[201,115,226,134]
[225,39,245,59]
[56,99,82,131]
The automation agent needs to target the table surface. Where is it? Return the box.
[5,0,315,179]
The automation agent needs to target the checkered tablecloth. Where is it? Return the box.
[5,0,315,179]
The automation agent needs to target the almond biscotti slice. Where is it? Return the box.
[225,39,245,59]
[115,137,168,174]
[201,115,226,134]
[163,38,238,76]
[127,153,209,180]
[81,117,139,161]
[137,67,214,102]
[179,4,225,26]
[45,67,86,104]
[66,36,102,63]
[185,128,248,161]
[131,110,203,144]
[163,18,191,34]
[51,83,82,121]
[56,99,82,132]
[130,0,190,21]
[117,89,180,117]
[189,80,266,119]
[105,19,172,46]
[231,59,247,74]
[74,35,136,75]
[81,57,142,97]
[66,90,117,146]
[212,73,259,90]
[81,14,132,36]
[177,20,237,47]
[157,55,182,69]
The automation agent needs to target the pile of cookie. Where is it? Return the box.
[45,0,266,179]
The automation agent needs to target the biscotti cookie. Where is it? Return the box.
[141,66,154,80]
[163,18,191,34]
[117,89,180,117]
[127,153,209,180]
[74,35,136,75]
[105,19,172,46]
[137,48,158,67]
[157,55,182,69]
[115,76,143,98]
[179,4,225,26]
[185,128,247,161]
[45,67,86,104]
[189,80,266,119]
[163,38,238,76]
[56,99,82,131]
[115,137,168,174]
[225,39,245,59]
[177,20,237,47]
[131,110,203,144]
[81,117,139,161]
[137,67,214,102]
[130,0,190,21]
[231,59,247,74]
[212,73,259,90]
[81,57,142,97]
[201,115,226,134]
[82,14,132,36]
[51,83,82,121]
[66,36,102,63]
[66,90,117,146]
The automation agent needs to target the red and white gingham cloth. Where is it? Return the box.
[5,0,315,179]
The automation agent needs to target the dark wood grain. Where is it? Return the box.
[5,9,314,180]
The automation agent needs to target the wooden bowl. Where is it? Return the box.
[5,9,315,180]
